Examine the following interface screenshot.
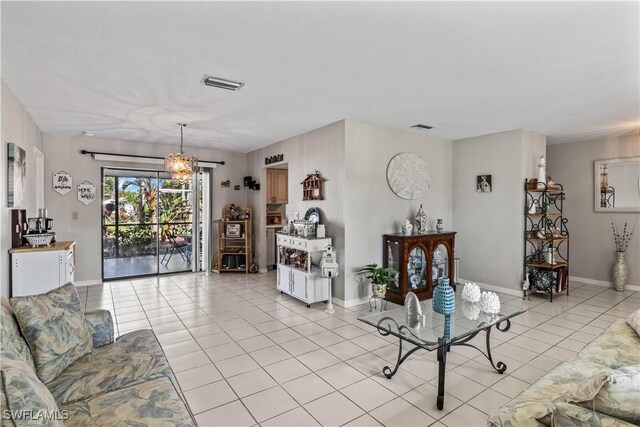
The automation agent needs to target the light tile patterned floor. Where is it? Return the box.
[77,272,639,427]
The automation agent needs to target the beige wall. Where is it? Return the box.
[42,134,248,283]
[344,120,452,304]
[246,121,346,299]
[547,134,640,288]
[453,129,546,293]
[1,82,44,297]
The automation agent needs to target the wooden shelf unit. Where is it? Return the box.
[215,207,252,273]
[524,180,570,302]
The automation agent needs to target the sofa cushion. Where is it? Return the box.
[0,358,64,427]
[60,376,195,427]
[46,329,174,405]
[0,298,35,371]
[627,309,640,338]
[10,283,93,383]
[577,319,640,369]
[550,402,636,427]
[556,365,640,424]
[488,320,640,426]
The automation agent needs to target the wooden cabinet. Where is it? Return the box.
[267,169,288,204]
[383,232,456,305]
[524,180,569,301]
[10,241,76,297]
[276,234,331,307]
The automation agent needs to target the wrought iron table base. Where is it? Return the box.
[377,318,511,410]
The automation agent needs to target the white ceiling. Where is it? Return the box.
[2,1,638,153]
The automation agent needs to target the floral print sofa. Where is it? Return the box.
[488,318,640,426]
[0,294,196,426]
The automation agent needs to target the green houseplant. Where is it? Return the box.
[357,263,398,297]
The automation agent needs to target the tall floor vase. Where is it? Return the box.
[612,251,628,292]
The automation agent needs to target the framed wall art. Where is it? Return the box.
[477,175,492,193]
[7,143,26,207]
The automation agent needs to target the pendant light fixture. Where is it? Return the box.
[165,123,198,181]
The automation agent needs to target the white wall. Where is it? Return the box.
[547,134,640,287]
[42,134,248,283]
[1,82,44,297]
[453,129,546,293]
[343,120,452,305]
[246,121,347,299]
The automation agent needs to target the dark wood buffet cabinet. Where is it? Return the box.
[383,231,456,305]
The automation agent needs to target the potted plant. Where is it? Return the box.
[357,263,398,298]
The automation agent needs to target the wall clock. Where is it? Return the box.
[386,152,431,200]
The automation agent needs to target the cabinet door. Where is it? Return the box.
[277,265,290,293]
[266,170,277,203]
[275,169,288,203]
[12,251,62,297]
[291,269,307,300]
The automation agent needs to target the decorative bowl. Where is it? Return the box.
[25,233,54,247]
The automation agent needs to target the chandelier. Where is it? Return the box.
[165,123,198,181]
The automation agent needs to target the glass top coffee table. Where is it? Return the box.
[358,292,525,410]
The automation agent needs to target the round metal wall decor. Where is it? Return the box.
[386,152,431,200]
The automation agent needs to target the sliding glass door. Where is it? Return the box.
[102,168,201,280]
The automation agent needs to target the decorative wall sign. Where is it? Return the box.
[77,181,96,205]
[386,152,431,200]
[265,154,284,165]
[7,143,26,208]
[244,176,253,187]
[53,171,73,195]
[234,185,241,190]
[477,175,492,193]
[221,180,230,188]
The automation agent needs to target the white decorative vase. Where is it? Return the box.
[402,219,413,236]
[612,252,628,292]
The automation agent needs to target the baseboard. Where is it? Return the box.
[569,276,640,292]
[458,278,523,297]
[332,295,371,308]
[260,268,269,273]
[74,279,103,287]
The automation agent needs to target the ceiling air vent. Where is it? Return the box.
[411,124,433,130]
[202,75,245,91]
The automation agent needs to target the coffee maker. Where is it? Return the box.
[27,208,55,241]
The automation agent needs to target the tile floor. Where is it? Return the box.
[77,272,639,427]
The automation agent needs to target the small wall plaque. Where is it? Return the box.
[77,181,96,205]
[265,154,284,165]
[53,171,73,195]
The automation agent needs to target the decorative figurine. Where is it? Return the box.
[479,291,501,314]
[415,204,428,234]
[537,155,546,189]
[405,292,425,328]
[461,282,481,303]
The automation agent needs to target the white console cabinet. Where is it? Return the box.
[10,241,76,297]
[276,234,331,307]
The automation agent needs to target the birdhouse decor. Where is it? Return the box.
[321,245,339,279]
[301,170,326,201]
[320,245,339,314]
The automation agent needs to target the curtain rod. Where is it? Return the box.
[80,150,225,165]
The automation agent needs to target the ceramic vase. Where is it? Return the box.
[443,314,453,340]
[436,219,444,232]
[415,205,428,234]
[613,252,628,292]
[402,219,413,236]
[372,283,387,298]
[432,277,455,314]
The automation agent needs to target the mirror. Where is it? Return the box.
[594,157,640,212]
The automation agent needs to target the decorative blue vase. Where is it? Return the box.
[443,314,453,340]
[432,277,455,314]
